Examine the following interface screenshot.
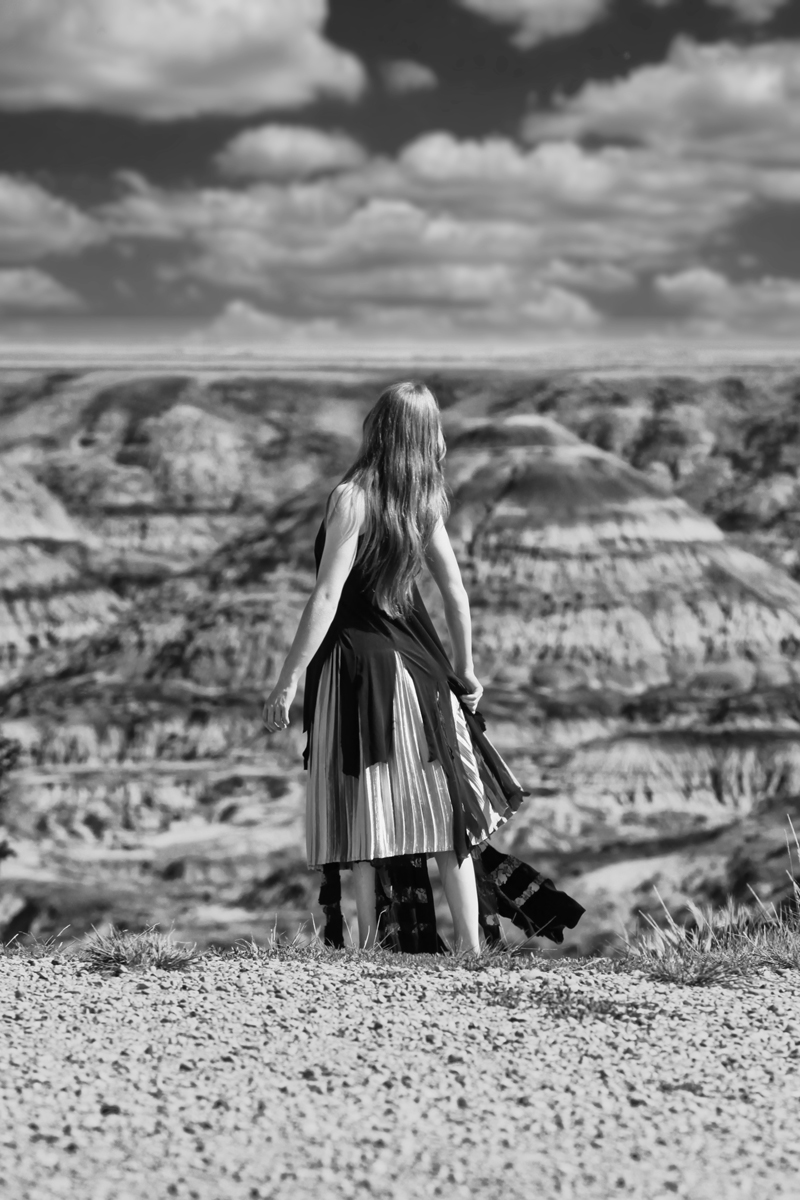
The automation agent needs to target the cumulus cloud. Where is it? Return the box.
[654,266,800,334]
[0,175,103,261]
[380,60,439,93]
[389,132,752,256]
[100,118,772,338]
[522,37,800,167]
[539,259,636,291]
[0,268,84,311]
[198,299,341,345]
[454,0,609,47]
[99,93,800,344]
[103,137,743,290]
[0,0,365,119]
[215,125,367,180]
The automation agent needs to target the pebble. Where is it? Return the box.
[0,953,798,1199]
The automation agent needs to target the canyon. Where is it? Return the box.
[2,360,799,953]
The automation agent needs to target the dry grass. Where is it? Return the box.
[621,818,800,986]
[78,924,205,973]
[2,822,798,986]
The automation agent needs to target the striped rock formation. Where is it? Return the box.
[3,368,800,952]
[0,462,126,685]
[1,369,361,579]
[441,411,800,947]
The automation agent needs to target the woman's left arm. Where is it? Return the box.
[262,483,364,734]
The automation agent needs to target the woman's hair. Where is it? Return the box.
[330,380,449,618]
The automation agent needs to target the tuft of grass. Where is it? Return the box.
[78,925,204,974]
[621,817,800,986]
[1,928,74,961]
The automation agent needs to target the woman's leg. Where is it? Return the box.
[352,861,378,948]
[434,850,481,954]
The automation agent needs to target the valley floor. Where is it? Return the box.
[1,952,797,1200]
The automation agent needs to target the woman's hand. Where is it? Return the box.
[262,678,297,734]
[459,669,483,714]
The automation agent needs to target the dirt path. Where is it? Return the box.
[1,953,798,1200]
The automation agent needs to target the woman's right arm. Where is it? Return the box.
[262,482,364,732]
[424,519,483,712]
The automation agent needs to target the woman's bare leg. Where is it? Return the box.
[434,850,481,954]
[352,861,378,948]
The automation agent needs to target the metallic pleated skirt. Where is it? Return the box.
[306,645,512,868]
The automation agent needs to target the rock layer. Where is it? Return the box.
[2,366,800,952]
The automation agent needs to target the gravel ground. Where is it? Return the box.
[1,953,798,1200]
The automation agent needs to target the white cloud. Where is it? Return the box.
[197,299,341,345]
[99,161,612,335]
[454,0,609,47]
[0,175,103,261]
[389,132,752,256]
[398,133,619,202]
[521,285,601,327]
[523,37,800,167]
[0,0,365,119]
[380,60,438,93]
[655,267,800,334]
[100,97,800,344]
[539,259,636,291]
[0,268,84,311]
[215,125,367,180]
[98,123,760,334]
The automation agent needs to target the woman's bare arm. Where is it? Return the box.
[262,483,364,732]
[424,519,483,710]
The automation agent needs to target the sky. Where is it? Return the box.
[1,0,799,352]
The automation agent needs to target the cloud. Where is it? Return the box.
[195,278,599,348]
[0,175,103,261]
[454,0,609,47]
[215,125,367,180]
[99,156,616,336]
[539,259,636,291]
[380,60,439,93]
[0,0,365,119]
[389,132,753,256]
[655,266,800,334]
[0,268,84,311]
[98,122,760,336]
[197,299,341,345]
[522,37,800,167]
[100,98,800,344]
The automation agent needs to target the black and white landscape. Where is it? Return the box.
[2,355,800,953]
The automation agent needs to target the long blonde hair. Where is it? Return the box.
[332,380,449,618]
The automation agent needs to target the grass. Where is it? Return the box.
[2,822,798,986]
[1,924,204,973]
[619,817,800,986]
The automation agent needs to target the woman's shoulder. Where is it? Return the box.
[325,480,367,530]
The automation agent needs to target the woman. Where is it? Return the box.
[262,381,583,953]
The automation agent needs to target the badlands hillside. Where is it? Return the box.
[1,362,800,954]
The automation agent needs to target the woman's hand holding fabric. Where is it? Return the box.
[459,669,483,713]
[262,679,297,733]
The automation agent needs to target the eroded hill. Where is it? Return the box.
[1,363,799,953]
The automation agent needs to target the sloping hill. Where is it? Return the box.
[442,412,800,947]
[2,366,800,953]
[0,462,126,684]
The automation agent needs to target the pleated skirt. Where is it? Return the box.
[306,644,514,868]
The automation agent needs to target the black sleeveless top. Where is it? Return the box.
[302,511,525,861]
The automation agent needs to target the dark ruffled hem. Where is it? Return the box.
[318,847,585,952]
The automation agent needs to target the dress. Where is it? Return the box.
[302,510,586,949]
